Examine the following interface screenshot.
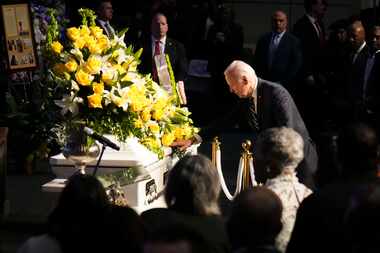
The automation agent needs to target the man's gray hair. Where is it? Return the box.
[256,127,304,172]
[224,60,256,83]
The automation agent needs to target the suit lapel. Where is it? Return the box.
[256,79,264,127]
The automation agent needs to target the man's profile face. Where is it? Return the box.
[372,28,380,50]
[151,14,169,39]
[348,26,365,49]
[272,11,287,33]
[225,74,253,98]
[99,1,113,21]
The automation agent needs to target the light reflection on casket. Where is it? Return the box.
[44,136,199,213]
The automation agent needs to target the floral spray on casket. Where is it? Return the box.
[45,8,199,158]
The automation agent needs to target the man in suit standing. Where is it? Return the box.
[138,11,188,104]
[293,0,328,137]
[224,60,318,189]
[95,0,116,39]
[254,10,302,93]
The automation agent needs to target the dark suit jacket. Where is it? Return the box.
[138,37,188,82]
[254,32,302,90]
[366,52,380,113]
[293,15,325,77]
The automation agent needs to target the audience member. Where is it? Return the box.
[254,10,302,93]
[95,0,116,38]
[141,155,230,253]
[286,122,380,253]
[256,127,312,252]
[138,11,188,104]
[227,187,283,253]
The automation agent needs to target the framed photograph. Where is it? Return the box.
[1,3,37,71]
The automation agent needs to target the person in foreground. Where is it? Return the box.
[225,60,319,187]
[256,127,313,252]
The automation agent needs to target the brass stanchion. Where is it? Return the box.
[212,136,220,167]
[241,140,252,190]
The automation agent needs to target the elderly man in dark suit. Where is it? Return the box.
[138,11,188,104]
[254,10,302,93]
[224,60,318,188]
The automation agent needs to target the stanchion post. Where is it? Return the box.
[242,140,252,190]
[212,136,220,167]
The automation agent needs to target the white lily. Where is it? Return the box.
[55,92,83,116]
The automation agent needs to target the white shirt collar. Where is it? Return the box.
[356,41,367,54]
[306,14,317,24]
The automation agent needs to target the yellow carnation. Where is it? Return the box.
[90,26,104,38]
[51,41,63,54]
[152,109,164,121]
[66,27,81,41]
[87,93,102,108]
[92,81,104,94]
[64,59,78,72]
[141,108,151,122]
[86,56,102,74]
[148,123,160,134]
[162,133,175,146]
[75,69,93,86]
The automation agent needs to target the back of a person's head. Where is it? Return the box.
[104,205,144,252]
[228,187,283,250]
[337,122,379,175]
[344,183,380,253]
[165,154,221,216]
[143,222,212,253]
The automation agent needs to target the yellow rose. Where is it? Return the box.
[66,27,81,41]
[87,93,102,108]
[148,123,160,134]
[90,26,104,38]
[51,41,63,54]
[88,42,102,54]
[73,38,86,49]
[141,108,151,122]
[174,127,185,139]
[64,59,78,72]
[152,109,164,121]
[75,69,93,86]
[86,56,102,74]
[162,133,175,146]
[80,25,91,37]
[134,119,144,129]
[92,81,104,94]
[97,35,109,51]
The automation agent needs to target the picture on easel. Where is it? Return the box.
[1,3,37,71]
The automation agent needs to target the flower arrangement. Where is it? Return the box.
[45,8,198,158]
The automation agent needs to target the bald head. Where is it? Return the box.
[348,21,366,49]
[272,10,288,33]
[224,60,257,98]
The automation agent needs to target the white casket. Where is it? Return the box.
[43,136,199,213]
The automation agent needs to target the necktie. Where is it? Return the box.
[268,34,280,69]
[246,97,260,132]
[152,40,161,83]
[104,22,115,38]
[314,21,325,45]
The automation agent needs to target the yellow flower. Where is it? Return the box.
[134,119,144,129]
[86,56,102,74]
[51,41,63,54]
[174,127,185,139]
[148,122,160,134]
[75,69,93,86]
[101,69,116,85]
[113,64,126,75]
[88,42,102,54]
[97,35,109,51]
[66,27,81,41]
[64,59,78,72]
[162,133,175,146]
[141,108,151,122]
[92,81,104,94]
[80,25,91,37]
[53,63,66,75]
[152,109,164,121]
[73,38,86,49]
[90,26,104,38]
[153,97,167,111]
[87,93,102,108]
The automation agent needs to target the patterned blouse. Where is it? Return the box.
[265,172,312,253]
